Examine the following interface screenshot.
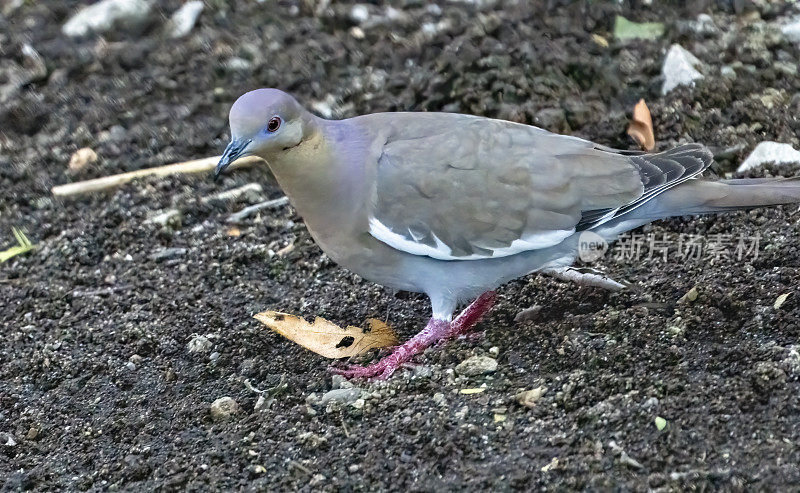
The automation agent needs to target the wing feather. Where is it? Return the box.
[362,113,711,260]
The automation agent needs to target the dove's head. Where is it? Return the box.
[215,89,314,180]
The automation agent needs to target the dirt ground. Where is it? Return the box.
[2,0,800,490]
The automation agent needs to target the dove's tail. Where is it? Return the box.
[650,177,800,217]
[596,176,800,237]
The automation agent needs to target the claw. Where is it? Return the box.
[327,292,497,381]
[329,359,400,380]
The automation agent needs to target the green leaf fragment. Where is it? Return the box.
[614,15,665,41]
[0,227,35,262]
[655,416,667,431]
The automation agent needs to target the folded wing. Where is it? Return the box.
[366,113,710,260]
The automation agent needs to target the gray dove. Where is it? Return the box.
[215,88,800,379]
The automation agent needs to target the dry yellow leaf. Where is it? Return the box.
[254,311,398,358]
[678,285,699,304]
[591,33,609,48]
[541,457,559,472]
[460,388,486,395]
[226,227,241,237]
[774,293,791,310]
[627,99,655,151]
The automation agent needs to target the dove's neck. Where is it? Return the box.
[264,116,374,249]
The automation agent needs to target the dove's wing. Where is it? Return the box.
[364,113,710,261]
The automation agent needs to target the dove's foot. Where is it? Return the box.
[330,291,497,380]
[331,318,451,379]
[446,291,497,339]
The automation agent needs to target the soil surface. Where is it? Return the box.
[2,0,800,491]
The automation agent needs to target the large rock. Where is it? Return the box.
[169,1,203,39]
[737,142,800,173]
[661,44,704,95]
[63,0,151,38]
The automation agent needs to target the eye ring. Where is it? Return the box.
[267,116,282,133]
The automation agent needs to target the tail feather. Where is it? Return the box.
[652,177,800,217]
[578,144,714,230]
[594,176,800,238]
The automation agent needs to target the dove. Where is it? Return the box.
[215,88,800,379]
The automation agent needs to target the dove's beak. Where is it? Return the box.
[214,139,250,181]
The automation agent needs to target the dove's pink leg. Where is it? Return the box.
[330,291,496,380]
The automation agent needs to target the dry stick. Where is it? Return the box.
[227,196,289,223]
[51,155,263,197]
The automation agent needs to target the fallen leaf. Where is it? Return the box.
[226,226,241,237]
[276,241,295,257]
[0,227,35,263]
[678,285,699,303]
[493,413,506,423]
[591,33,609,48]
[459,388,486,395]
[627,99,655,151]
[654,416,667,431]
[254,311,398,358]
[541,457,559,472]
[774,293,791,310]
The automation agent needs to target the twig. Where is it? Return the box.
[51,155,263,197]
[72,285,132,297]
[227,196,289,223]
[289,460,313,476]
[201,183,263,204]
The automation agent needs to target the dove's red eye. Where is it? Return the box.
[267,116,282,132]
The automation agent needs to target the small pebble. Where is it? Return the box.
[169,0,203,38]
[68,147,97,172]
[320,388,361,406]
[187,334,212,353]
[349,4,369,24]
[455,355,498,376]
[1,433,17,447]
[331,374,353,390]
[516,387,547,408]
[210,397,240,421]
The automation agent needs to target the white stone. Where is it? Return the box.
[187,334,212,353]
[320,388,361,405]
[349,4,369,24]
[63,0,151,38]
[455,355,498,376]
[210,397,240,421]
[781,17,800,43]
[170,1,203,38]
[737,142,800,173]
[661,44,704,95]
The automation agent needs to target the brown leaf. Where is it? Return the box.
[627,99,655,151]
[253,311,398,358]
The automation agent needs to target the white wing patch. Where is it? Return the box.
[369,217,574,261]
